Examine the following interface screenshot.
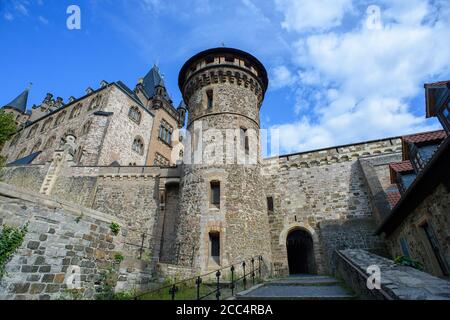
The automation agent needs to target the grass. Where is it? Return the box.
[137,278,264,300]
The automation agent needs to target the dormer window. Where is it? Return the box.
[397,172,416,194]
[437,100,450,132]
[409,142,440,172]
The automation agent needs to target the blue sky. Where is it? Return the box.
[1,0,449,154]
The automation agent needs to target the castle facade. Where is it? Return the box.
[0,48,448,299]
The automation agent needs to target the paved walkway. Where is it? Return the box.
[236,275,356,300]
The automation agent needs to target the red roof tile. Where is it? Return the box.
[389,161,414,183]
[386,191,401,208]
[389,161,414,173]
[402,130,447,144]
[424,80,450,88]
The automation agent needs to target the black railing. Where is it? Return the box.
[134,255,264,300]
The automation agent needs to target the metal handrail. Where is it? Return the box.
[134,255,264,300]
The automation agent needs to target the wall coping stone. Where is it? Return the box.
[338,249,450,300]
[0,182,124,226]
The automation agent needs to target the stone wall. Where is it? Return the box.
[92,175,159,260]
[336,249,450,300]
[0,182,126,300]
[386,183,450,277]
[0,164,48,194]
[159,183,181,264]
[1,88,110,165]
[98,86,154,166]
[264,139,401,275]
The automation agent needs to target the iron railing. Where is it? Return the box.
[134,255,264,300]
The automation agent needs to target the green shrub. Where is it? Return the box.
[0,223,28,279]
[114,253,124,264]
[394,256,424,271]
[109,222,120,236]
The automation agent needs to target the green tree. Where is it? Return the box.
[0,110,17,146]
[0,110,17,167]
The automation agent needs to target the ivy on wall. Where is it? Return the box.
[0,223,28,279]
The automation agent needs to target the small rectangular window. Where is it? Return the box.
[205,56,214,64]
[210,181,220,208]
[267,197,274,213]
[399,238,410,258]
[209,232,220,264]
[206,90,213,109]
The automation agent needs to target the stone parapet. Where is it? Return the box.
[336,249,450,300]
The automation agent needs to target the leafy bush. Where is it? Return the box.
[0,223,28,279]
[114,253,124,264]
[109,222,120,236]
[394,256,424,271]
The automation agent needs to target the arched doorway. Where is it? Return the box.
[286,229,316,274]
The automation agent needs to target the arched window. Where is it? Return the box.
[10,133,21,147]
[69,103,82,119]
[81,120,92,135]
[17,148,27,160]
[31,140,42,154]
[54,110,67,127]
[40,117,53,133]
[132,137,144,155]
[44,136,56,149]
[88,94,102,111]
[128,106,141,124]
[27,124,38,139]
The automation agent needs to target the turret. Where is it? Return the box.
[173,48,271,273]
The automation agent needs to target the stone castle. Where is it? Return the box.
[0,47,448,299]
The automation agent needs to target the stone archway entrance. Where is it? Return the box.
[286,229,316,275]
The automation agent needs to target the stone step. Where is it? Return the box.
[236,283,356,300]
[267,276,340,286]
[235,275,357,300]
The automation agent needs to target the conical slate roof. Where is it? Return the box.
[141,65,172,102]
[3,89,29,113]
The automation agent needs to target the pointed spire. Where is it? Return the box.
[141,65,172,102]
[3,86,30,114]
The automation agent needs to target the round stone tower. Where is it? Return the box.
[177,47,272,272]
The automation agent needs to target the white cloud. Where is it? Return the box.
[38,16,48,25]
[14,3,28,16]
[271,65,296,89]
[271,0,450,154]
[4,12,14,21]
[275,0,353,32]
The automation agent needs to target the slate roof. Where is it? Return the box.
[141,65,172,102]
[115,81,142,105]
[2,89,29,113]
[7,151,41,166]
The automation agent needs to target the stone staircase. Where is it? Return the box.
[39,151,64,196]
[235,275,357,300]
